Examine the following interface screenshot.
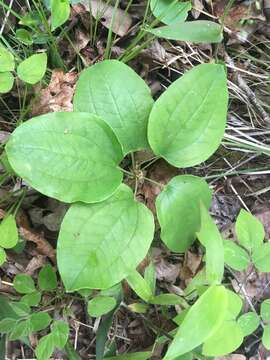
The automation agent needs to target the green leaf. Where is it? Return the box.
[35,334,55,360]
[88,296,117,317]
[29,312,52,332]
[150,293,184,305]
[225,289,243,320]
[21,291,41,307]
[51,320,69,349]
[223,240,250,271]
[128,303,149,313]
[17,53,47,84]
[263,324,270,350]
[13,274,35,294]
[15,29,33,45]
[51,0,70,31]
[144,262,156,295]
[0,318,17,333]
[196,203,224,284]
[164,285,228,359]
[126,270,153,302]
[150,0,191,25]
[0,72,14,93]
[8,320,29,340]
[148,63,228,167]
[252,243,270,272]
[0,215,18,249]
[58,184,154,291]
[202,320,243,356]
[9,302,30,317]
[6,112,123,203]
[0,248,6,266]
[147,20,223,43]
[0,48,15,72]
[156,175,212,252]
[64,341,81,360]
[235,209,264,251]
[105,352,151,360]
[73,60,154,154]
[38,264,57,291]
[237,312,260,336]
[261,299,270,322]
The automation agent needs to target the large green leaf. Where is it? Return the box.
[6,112,123,203]
[196,203,224,284]
[147,20,223,43]
[150,0,191,25]
[235,209,264,251]
[17,53,47,84]
[156,175,212,252]
[73,60,154,154]
[164,285,228,359]
[148,63,228,167]
[57,184,154,291]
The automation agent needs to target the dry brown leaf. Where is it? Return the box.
[184,251,202,275]
[31,70,78,116]
[76,0,132,37]
[155,258,180,283]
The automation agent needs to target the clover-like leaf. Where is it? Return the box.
[252,243,270,272]
[237,312,260,336]
[156,175,212,252]
[0,214,18,249]
[38,264,57,291]
[235,209,265,251]
[0,72,14,93]
[6,112,123,203]
[58,184,154,291]
[88,296,116,317]
[74,60,154,154]
[13,274,36,294]
[150,0,191,25]
[148,63,228,167]
[51,320,69,349]
[164,285,228,359]
[197,203,224,285]
[147,20,223,43]
[0,48,15,71]
[17,53,47,84]
[223,239,250,271]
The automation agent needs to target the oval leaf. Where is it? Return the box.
[87,296,116,317]
[0,48,15,71]
[38,264,57,291]
[156,175,212,252]
[6,112,123,203]
[57,184,154,291]
[51,0,70,30]
[0,214,18,249]
[261,299,270,322]
[150,0,191,25]
[73,60,154,154]
[164,285,228,359]
[13,274,36,294]
[148,63,228,167]
[17,53,47,84]
[0,72,14,93]
[147,20,223,43]
[223,240,250,271]
[235,209,265,251]
[252,243,270,272]
[237,312,260,337]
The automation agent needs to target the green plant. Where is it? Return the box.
[0,47,47,93]
[1,59,231,358]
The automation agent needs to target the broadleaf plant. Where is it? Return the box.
[3,59,231,359]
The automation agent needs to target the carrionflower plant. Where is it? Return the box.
[4,59,230,357]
